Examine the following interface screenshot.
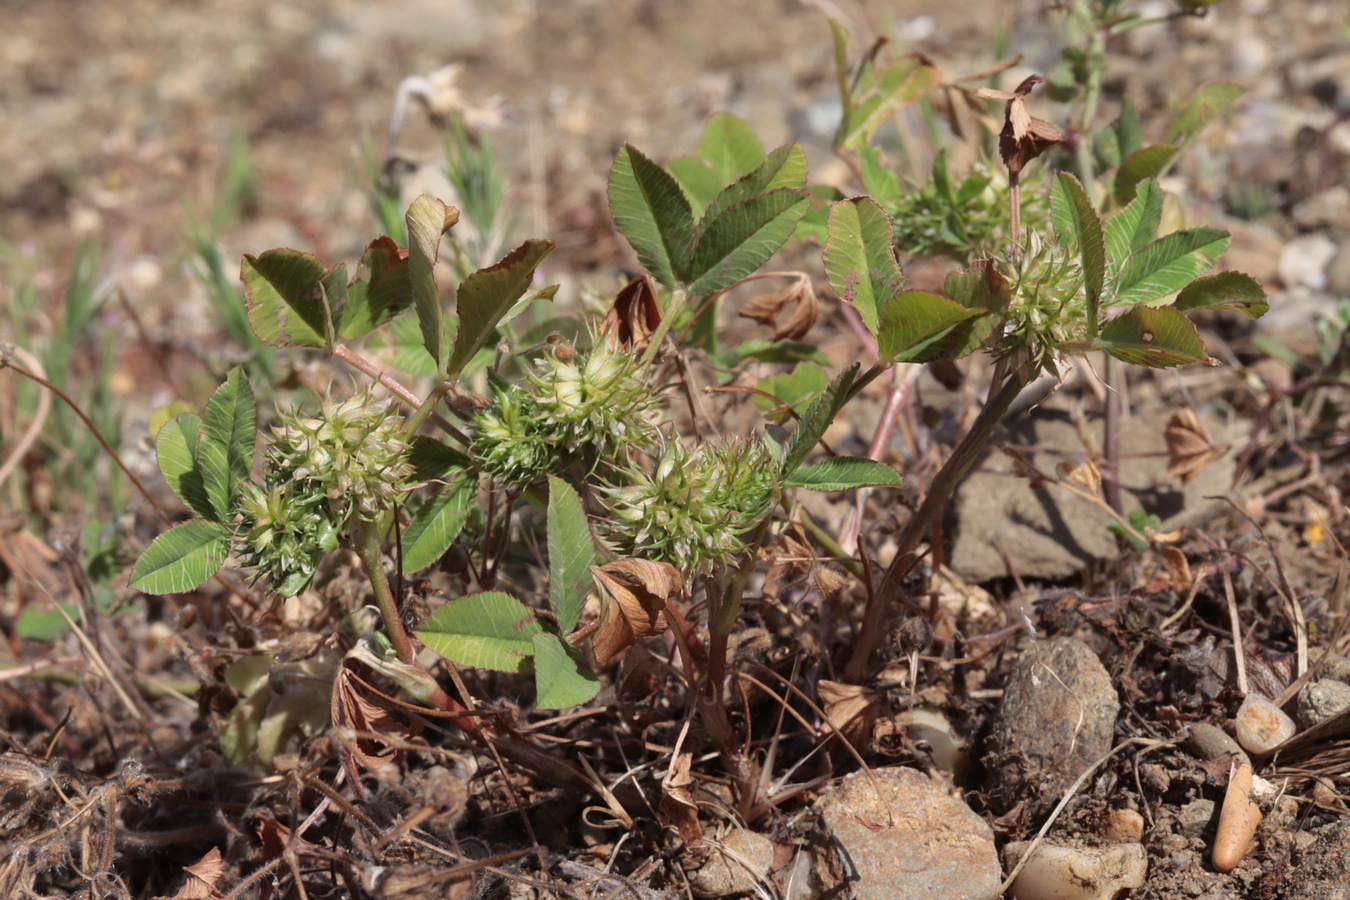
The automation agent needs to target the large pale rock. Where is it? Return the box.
[815,767,1001,900]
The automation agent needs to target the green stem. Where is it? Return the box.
[843,369,1027,682]
[352,516,465,719]
[1072,25,1106,188]
[640,288,688,367]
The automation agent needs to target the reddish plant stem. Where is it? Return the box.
[843,371,1026,682]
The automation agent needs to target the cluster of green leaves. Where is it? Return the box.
[815,171,1266,379]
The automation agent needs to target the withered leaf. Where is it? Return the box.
[1164,408,1225,485]
[330,662,423,769]
[817,679,881,750]
[1057,458,1103,497]
[155,847,225,900]
[659,750,702,842]
[738,275,819,341]
[591,559,685,666]
[600,273,663,354]
[978,75,1062,175]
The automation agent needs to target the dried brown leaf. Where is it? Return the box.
[660,751,702,842]
[1165,409,1226,485]
[591,559,684,666]
[738,275,819,341]
[165,847,225,900]
[600,273,663,354]
[1058,458,1103,497]
[981,75,1061,175]
[330,663,423,769]
[817,679,881,749]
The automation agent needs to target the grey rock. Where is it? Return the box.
[1286,820,1350,899]
[685,828,774,899]
[816,767,1001,900]
[949,408,1236,582]
[1292,186,1350,232]
[1279,232,1338,290]
[1327,242,1350,297]
[1184,723,1250,767]
[986,637,1120,816]
[1298,679,1350,729]
[1177,799,1217,839]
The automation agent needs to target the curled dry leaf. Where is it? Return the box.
[600,273,663,355]
[154,846,225,900]
[738,274,819,341]
[1057,458,1103,497]
[330,662,423,769]
[660,750,703,842]
[1163,546,1193,593]
[977,75,1062,175]
[591,558,685,666]
[1164,408,1226,485]
[817,679,881,750]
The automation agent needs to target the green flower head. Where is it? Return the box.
[601,436,777,574]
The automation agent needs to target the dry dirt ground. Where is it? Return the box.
[3,0,1350,898]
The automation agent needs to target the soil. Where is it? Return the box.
[3,0,1350,898]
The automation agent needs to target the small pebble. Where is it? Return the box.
[1278,232,1338,290]
[1101,809,1145,843]
[1297,679,1350,729]
[1004,842,1147,900]
[1234,694,1297,754]
[896,707,968,774]
[1186,722,1250,766]
[1178,799,1217,838]
[685,828,774,899]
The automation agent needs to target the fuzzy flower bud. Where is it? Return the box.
[472,343,661,486]
[601,436,777,574]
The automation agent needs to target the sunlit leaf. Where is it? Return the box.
[1104,179,1163,274]
[130,520,230,594]
[198,368,255,523]
[1096,306,1211,368]
[156,413,214,521]
[532,633,600,709]
[782,457,904,491]
[877,291,983,363]
[823,197,904,335]
[1052,172,1105,333]
[406,196,458,373]
[446,239,555,379]
[416,592,542,673]
[240,249,331,348]
[608,144,695,288]
[547,476,595,634]
[1173,271,1268,319]
[1114,227,1229,306]
[337,236,413,340]
[1114,145,1178,206]
[400,475,477,574]
[686,189,809,296]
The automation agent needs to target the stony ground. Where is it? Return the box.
[3,1,1350,898]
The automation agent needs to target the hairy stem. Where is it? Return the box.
[843,370,1027,682]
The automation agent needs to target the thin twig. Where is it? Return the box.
[1222,569,1249,696]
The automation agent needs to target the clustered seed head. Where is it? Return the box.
[471,343,661,486]
[600,436,777,574]
[1001,230,1088,372]
[235,392,412,596]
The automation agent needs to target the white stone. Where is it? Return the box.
[1235,694,1297,754]
[1279,233,1338,291]
[1004,842,1147,900]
